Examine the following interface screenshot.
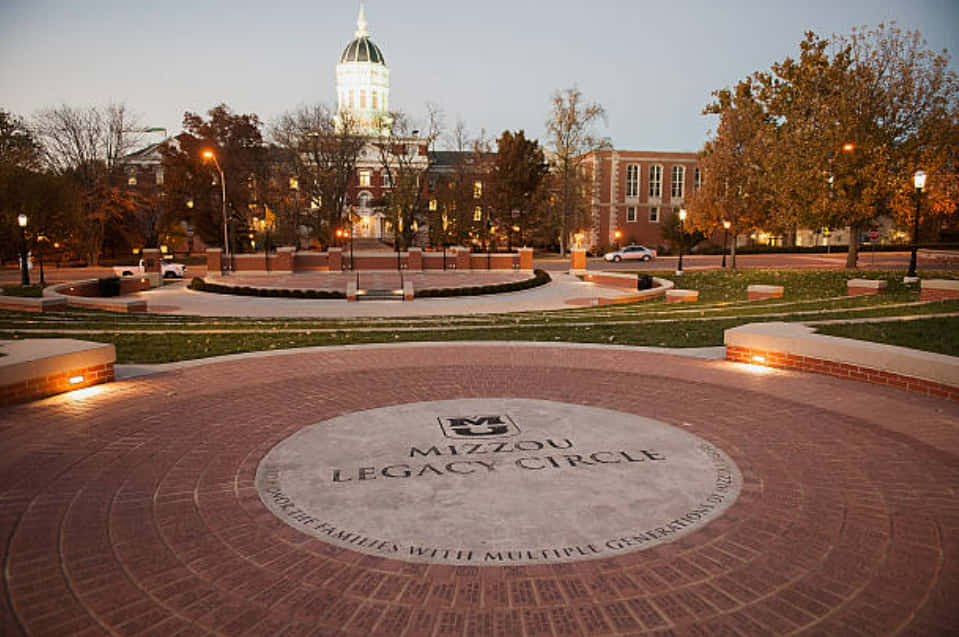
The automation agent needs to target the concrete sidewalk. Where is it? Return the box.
[137,271,642,318]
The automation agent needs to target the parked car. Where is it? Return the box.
[114,258,187,279]
[603,245,657,262]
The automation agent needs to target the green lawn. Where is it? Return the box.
[1,269,957,363]
[0,285,44,298]
[817,316,959,357]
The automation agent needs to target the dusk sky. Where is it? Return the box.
[2,0,957,153]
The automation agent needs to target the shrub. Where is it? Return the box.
[416,269,551,298]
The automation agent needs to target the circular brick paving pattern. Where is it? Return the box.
[1,344,957,636]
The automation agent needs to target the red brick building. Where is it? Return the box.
[587,149,700,250]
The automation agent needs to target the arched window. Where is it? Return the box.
[358,192,372,208]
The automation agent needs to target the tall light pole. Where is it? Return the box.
[907,169,927,280]
[17,214,29,286]
[202,150,230,273]
[676,208,687,276]
[721,219,731,268]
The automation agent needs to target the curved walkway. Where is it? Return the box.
[136,272,640,318]
[1,343,957,635]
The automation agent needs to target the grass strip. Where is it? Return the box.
[816,316,959,357]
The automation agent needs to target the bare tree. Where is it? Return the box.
[33,104,144,264]
[375,104,444,249]
[545,88,609,255]
[272,105,365,247]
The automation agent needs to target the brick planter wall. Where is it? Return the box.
[725,345,959,401]
[0,362,115,407]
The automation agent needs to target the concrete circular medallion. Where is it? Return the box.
[256,399,742,565]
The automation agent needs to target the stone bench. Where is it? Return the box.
[747,284,784,300]
[403,280,414,301]
[0,295,68,313]
[847,279,888,296]
[0,339,116,407]
[921,279,959,301]
[666,289,698,303]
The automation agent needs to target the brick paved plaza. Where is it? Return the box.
[1,343,957,636]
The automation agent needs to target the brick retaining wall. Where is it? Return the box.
[726,345,958,401]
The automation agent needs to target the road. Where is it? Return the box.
[536,250,956,272]
[1,251,955,288]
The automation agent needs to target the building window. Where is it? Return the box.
[429,199,437,211]
[473,206,483,221]
[382,172,392,188]
[311,196,322,209]
[372,91,378,110]
[671,165,686,199]
[694,167,702,190]
[155,168,164,185]
[289,176,299,191]
[649,207,659,223]
[349,90,355,109]
[359,192,371,208]
[649,164,662,198]
[128,175,137,186]
[625,165,639,198]
[627,207,636,223]
[360,90,367,109]
[359,170,371,187]
[473,181,483,199]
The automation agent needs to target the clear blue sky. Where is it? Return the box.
[1,0,956,152]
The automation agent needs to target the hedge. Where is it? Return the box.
[189,277,345,299]
[415,269,551,298]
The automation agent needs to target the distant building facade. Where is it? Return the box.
[586,150,700,250]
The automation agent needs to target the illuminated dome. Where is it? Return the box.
[340,37,386,65]
[336,3,390,135]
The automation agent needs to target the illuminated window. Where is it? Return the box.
[625,165,639,198]
[155,168,164,185]
[627,207,636,222]
[360,90,367,109]
[473,206,483,221]
[649,207,659,223]
[671,166,686,199]
[128,175,137,186]
[648,165,662,198]
[429,199,437,211]
[372,91,378,110]
[694,167,702,190]
[473,181,483,199]
[289,176,299,191]
[311,196,322,209]
[382,172,392,188]
[359,170,371,187]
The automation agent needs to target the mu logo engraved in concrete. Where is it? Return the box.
[439,414,520,438]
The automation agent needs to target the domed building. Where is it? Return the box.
[335,4,391,136]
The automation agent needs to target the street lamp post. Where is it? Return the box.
[17,214,29,286]
[202,151,230,273]
[36,233,45,286]
[721,220,731,268]
[676,208,687,276]
[907,169,927,280]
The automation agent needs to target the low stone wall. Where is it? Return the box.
[847,279,888,296]
[0,295,67,313]
[724,322,959,401]
[44,280,148,312]
[747,285,784,300]
[212,247,529,273]
[921,279,959,301]
[0,339,116,406]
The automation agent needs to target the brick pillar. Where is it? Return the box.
[455,247,471,271]
[206,248,222,275]
[570,248,587,273]
[328,248,343,271]
[407,248,423,271]
[274,247,295,273]
[141,248,162,287]
[518,248,533,271]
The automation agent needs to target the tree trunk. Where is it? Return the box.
[845,224,860,269]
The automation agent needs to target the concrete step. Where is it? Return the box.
[357,289,404,301]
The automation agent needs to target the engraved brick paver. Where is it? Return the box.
[1,343,957,635]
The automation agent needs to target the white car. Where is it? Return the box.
[114,258,187,279]
[603,245,657,262]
